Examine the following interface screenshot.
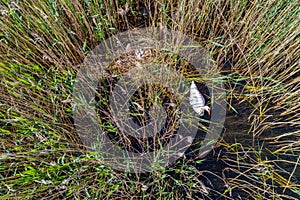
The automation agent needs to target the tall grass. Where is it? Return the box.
[0,0,299,199]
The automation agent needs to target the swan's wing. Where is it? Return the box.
[189,81,206,114]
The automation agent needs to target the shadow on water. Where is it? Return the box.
[188,97,300,199]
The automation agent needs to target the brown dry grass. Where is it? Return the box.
[0,0,299,199]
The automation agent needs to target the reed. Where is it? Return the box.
[0,0,299,199]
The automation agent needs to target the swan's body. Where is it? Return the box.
[189,81,210,116]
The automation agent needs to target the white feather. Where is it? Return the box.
[189,81,210,116]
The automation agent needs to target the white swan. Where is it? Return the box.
[189,81,210,116]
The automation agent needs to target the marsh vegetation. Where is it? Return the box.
[0,0,299,199]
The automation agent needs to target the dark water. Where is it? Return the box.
[91,74,300,199]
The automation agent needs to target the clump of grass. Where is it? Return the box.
[1,0,300,199]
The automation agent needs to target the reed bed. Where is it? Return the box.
[0,0,299,199]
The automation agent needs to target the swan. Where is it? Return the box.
[189,81,210,116]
